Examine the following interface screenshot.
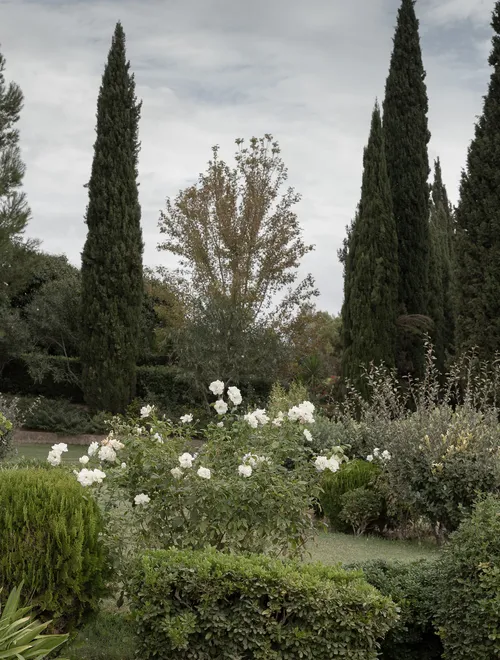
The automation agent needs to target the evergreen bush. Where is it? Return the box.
[435,496,500,659]
[319,458,380,530]
[0,468,109,629]
[128,547,398,660]
[349,559,442,660]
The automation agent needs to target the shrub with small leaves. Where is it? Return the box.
[128,547,398,660]
[434,495,500,659]
[340,486,384,535]
[0,468,109,629]
[348,559,442,660]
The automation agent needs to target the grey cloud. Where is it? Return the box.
[0,0,495,313]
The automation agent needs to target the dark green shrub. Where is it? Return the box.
[434,495,500,659]
[319,458,381,530]
[0,468,109,629]
[340,486,384,535]
[0,357,83,401]
[348,559,442,660]
[20,397,109,435]
[128,548,398,660]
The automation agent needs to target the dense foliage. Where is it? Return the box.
[350,559,442,660]
[434,496,500,659]
[342,103,398,392]
[382,0,431,376]
[455,0,500,358]
[81,22,143,413]
[0,468,109,629]
[128,547,398,660]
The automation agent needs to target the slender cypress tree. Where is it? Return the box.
[342,102,399,392]
[455,2,500,358]
[383,0,431,376]
[81,22,143,413]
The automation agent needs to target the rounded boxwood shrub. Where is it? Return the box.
[348,559,442,660]
[0,468,109,629]
[128,547,398,659]
[435,495,500,659]
[319,458,381,530]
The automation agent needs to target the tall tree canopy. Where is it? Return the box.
[427,159,455,372]
[341,102,399,392]
[383,0,431,376]
[158,135,317,391]
[455,2,500,358]
[81,22,143,413]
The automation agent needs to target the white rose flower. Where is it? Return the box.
[140,404,154,418]
[314,456,328,472]
[288,401,315,424]
[214,399,228,415]
[325,457,340,473]
[373,448,381,457]
[108,438,125,450]
[153,433,164,444]
[244,412,258,428]
[98,445,117,463]
[382,450,392,461]
[121,462,127,469]
[134,493,150,505]
[217,421,224,428]
[366,454,374,462]
[92,469,106,484]
[242,453,257,467]
[76,468,93,486]
[254,409,270,425]
[227,386,242,406]
[179,452,194,469]
[197,466,211,479]
[47,450,61,467]
[180,413,194,424]
[52,442,68,454]
[209,380,225,396]
[87,441,99,457]
[303,429,313,442]
[170,467,183,479]
[79,455,90,465]
[238,464,252,477]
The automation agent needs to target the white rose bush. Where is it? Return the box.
[46,380,344,559]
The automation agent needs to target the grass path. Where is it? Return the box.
[307,530,438,564]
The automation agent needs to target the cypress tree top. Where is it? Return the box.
[80,22,144,413]
[455,1,500,357]
[383,0,430,317]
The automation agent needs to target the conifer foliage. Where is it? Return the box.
[342,103,399,391]
[383,0,431,375]
[81,22,143,413]
[455,2,500,358]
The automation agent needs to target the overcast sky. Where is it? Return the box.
[0,0,494,313]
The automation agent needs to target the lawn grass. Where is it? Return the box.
[10,443,88,463]
[307,530,439,565]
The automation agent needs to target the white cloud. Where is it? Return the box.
[0,0,494,313]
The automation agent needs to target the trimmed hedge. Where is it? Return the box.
[0,357,199,410]
[0,468,109,629]
[128,547,398,659]
[319,458,381,531]
[435,495,500,659]
[348,559,442,660]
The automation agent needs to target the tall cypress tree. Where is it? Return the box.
[383,0,431,376]
[342,102,399,392]
[81,22,143,413]
[429,158,455,370]
[455,2,500,358]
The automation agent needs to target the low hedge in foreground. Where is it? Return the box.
[348,559,442,660]
[0,468,109,630]
[128,548,398,660]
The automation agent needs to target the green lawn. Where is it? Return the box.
[11,443,89,463]
[307,530,438,564]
